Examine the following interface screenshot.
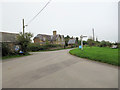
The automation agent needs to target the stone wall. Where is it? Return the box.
[0,32,20,52]
[1,32,18,43]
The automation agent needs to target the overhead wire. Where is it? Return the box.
[26,0,52,25]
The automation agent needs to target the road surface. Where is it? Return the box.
[2,49,118,88]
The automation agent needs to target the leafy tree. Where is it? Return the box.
[65,35,70,39]
[106,41,112,47]
[99,40,112,47]
[95,41,100,47]
[64,35,70,46]
[87,39,95,47]
[17,32,33,52]
[83,41,88,45]
[2,43,11,56]
[99,40,107,47]
[76,37,79,44]
[78,40,81,45]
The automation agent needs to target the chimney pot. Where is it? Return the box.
[53,31,57,35]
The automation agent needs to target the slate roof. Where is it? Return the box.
[34,34,64,42]
[68,39,76,45]
[35,34,52,41]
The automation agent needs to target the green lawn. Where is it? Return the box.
[69,47,119,66]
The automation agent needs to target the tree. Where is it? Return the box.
[87,39,95,47]
[65,35,70,39]
[2,43,11,56]
[106,41,112,47]
[99,40,112,47]
[64,35,70,46]
[83,41,88,45]
[17,32,33,52]
[99,40,107,47]
[76,37,79,44]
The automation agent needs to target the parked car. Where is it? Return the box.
[111,45,118,49]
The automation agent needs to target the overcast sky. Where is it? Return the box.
[0,0,119,42]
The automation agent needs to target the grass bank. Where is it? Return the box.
[2,48,71,60]
[69,47,119,66]
[2,53,30,60]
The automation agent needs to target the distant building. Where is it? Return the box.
[33,31,65,46]
[0,32,19,51]
[68,38,77,47]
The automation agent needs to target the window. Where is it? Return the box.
[43,37,46,41]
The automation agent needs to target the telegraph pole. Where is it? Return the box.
[92,28,95,41]
[23,19,25,35]
[22,19,28,35]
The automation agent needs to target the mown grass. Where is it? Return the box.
[69,47,119,66]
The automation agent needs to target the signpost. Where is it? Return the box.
[79,45,82,49]
[80,35,87,50]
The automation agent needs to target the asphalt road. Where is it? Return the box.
[2,49,118,88]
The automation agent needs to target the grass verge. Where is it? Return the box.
[2,53,31,60]
[69,47,119,66]
[2,48,72,60]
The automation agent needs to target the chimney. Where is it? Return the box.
[53,31,57,35]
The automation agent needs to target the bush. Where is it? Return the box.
[99,40,112,47]
[28,43,62,51]
[2,43,12,56]
[45,44,61,48]
[27,43,41,51]
[87,39,95,47]
[17,32,33,52]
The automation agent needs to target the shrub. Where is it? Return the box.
[70,44,77,48]
[99,40,112,47]
[28,43,62,51]
[87,39,95,47]
[2,43,12,56]
[28,43,41,51]
[17,32,33,52]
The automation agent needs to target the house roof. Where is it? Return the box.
[34,34,64,42]
[36,34,52,41]
[68,39,76,45]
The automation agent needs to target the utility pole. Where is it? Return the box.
[92,28,95,41]
[23,19,25,35]
[22,19,28,36]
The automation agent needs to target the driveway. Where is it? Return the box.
[2,49,118,88]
